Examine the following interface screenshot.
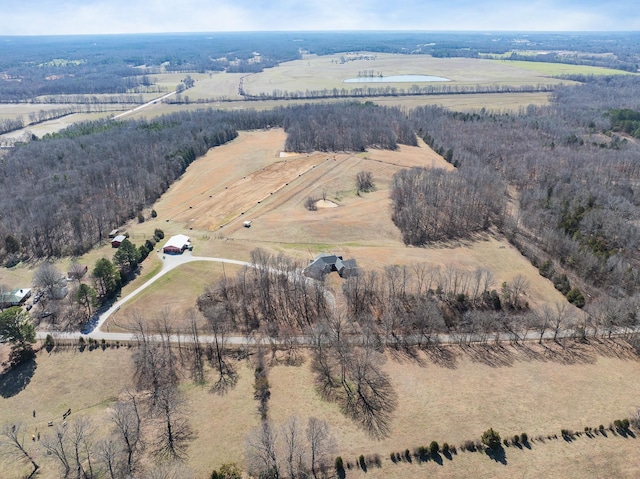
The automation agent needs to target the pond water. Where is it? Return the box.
[344,74,451,83]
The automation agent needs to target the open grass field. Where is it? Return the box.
[106,261,245,332]
[2,341,639,478]
[125,91,552,123]
[268,343,640,479]
[242,53,578,98]
[490,59,635,76]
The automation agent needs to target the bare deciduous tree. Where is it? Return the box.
[34,262,63,299]
[282,416,305,479]
[245,421,279,479]
[96,437,123,479]
[42,423,71,478]
[69,416,95,479]
[152,385,193,461]
[110,389,144,475]
[306,417,335,479]
[0,423,39,478]
[356,170,375,194]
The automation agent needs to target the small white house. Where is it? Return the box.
[0,288,31,308]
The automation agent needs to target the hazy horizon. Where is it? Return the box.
[2,0,639,36]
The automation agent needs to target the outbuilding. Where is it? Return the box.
[111,235,127,248]
[162,234,191,254]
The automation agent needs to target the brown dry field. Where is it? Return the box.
[136,128,571,312]
[268,344,640,479]
[0,347,134,479]
[125,92,551,123]
[2,342,640,478]
[106,261,245,333]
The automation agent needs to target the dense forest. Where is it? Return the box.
[1,32,638,102]
[404,75,640,300]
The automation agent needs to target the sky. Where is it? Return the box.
[1,0,639,35]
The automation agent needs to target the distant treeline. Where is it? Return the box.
[503,52,638,73]
[0,112,243,259]
[0,102,415,261]
[1,32,639,102]
[240,83,556,102]
[0,106,95,135]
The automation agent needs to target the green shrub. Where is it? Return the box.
[481,428,501,450]
[44,334,54,351]
[359,454,366,469]
[520,432,528,443]
[429,441,440,455]
[442,443,450,454]
[513,434,520,445]
[538,259,554,279]
[335,456,344,475]
[553,273,571,295]
[566,287,585,308]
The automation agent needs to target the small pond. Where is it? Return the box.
[344,75,451,83]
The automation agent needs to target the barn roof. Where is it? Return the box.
[163,234,191,250]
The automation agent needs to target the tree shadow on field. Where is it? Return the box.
[388,344,428,367]
[0,354,37,398]
[539,341,596,365]
[209,365,239,396]
[422,344,458,369]
[462,343,514,368]
[486,447,507,465]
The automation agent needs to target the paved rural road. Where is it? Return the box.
[111,90,177,120]
[36,252,636,347]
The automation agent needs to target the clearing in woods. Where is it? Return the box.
[131,127,571,314]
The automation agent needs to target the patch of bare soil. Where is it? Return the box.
[315,199,338,208]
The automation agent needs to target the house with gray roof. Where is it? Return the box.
[303,253,358,280]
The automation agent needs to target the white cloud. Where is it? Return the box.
[1,0,639,34]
